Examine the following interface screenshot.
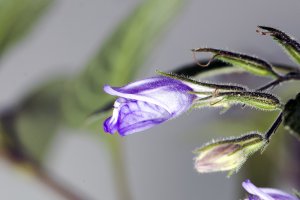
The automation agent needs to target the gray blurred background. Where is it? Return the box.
[0,0,299,199]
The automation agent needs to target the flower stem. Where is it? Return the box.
[265,112,283,141]
[257,72,300,91]
[106,136,132,200]
[33,165,89,200]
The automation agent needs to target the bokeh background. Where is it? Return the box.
[0,0,299,199]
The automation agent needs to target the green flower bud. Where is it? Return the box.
[194,133,267,176]
[257,26,300,66]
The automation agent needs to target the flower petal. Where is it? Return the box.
[103,76,197,135]
[260,188,299,200]
[242,179,275,200]
[103,97,171,136]
[103,76,196,115]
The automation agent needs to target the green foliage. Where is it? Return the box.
[283,92,300,140]
[0,0,53,161]
[61,0,184,127]
[16,79,66,161]
[0,0,53,56]
[11,0,184,161]
[257,26,300,66]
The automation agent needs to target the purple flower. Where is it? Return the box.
[242,179,299,200]
[103,76,197,136]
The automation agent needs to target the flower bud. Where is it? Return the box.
[191,48,280,77]
[257,26,300,66]
[103,76,197,136]
[194,133,267,176]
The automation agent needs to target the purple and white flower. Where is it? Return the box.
[242,179,299,200]
[103,71,252,136]
[103,76,197,136]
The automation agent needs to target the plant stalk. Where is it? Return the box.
[106,136,132,200]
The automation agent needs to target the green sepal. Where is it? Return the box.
[257,26,300,66]
[61,0,184,127]
[191,48,280,77]
[193,91,282,111]
[157,70,248,91]
[292,189,300,198]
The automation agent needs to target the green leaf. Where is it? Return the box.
[283,92,300,140]
[61,0,184,127]
[0,0,53,56]
[257,26,300,66]
[16,79,65,161]
[1,0,183,162]
[191,48,281,77]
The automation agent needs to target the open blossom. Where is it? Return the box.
[242,179,299,200]
[103,76,197,136]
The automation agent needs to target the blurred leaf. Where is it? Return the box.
[16,79,65,161]
[283,92,300,140]
[61,0,184,127]
[191,48,280,77]
[10,0,184,160]
[0,0,53,56]
[257,26,300,66]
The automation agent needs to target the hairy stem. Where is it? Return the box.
[257,72,300,91]
[265,112,283,140]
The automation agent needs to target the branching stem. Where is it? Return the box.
[257,72,300,91]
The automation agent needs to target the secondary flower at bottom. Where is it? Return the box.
[242,179,299,200]
[103,76,197,136]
